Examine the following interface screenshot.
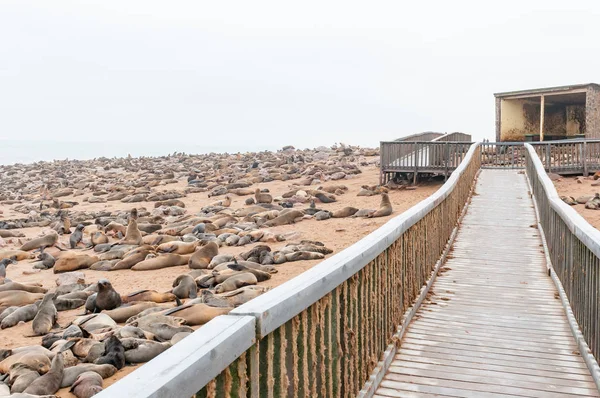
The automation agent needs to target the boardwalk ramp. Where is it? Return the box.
[375,169,599,398]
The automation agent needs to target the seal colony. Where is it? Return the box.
[0,144,442,396]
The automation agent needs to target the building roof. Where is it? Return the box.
[494,83,600,98]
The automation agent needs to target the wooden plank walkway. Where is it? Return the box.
[375,169,600,398]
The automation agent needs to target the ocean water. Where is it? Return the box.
[0,140,280,166]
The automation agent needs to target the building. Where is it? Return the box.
[494,83,600,142]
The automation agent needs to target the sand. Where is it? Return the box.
[553,175,600,229]
[0,159,442,395]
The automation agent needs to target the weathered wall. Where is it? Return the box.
[543,104,567,137]
[495,97,502,141]
[500,99,540,141]
[566,105,586,136]
[586,87,600,139]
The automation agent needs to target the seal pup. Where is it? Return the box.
[70,224,85,249]
[23,352,64,395]
[95,280,121,312]
[70,371,104,398]
[94,336,125,370]
[254,188,273,204]
[368,193,393,218]
[0,257,16,278]
[172,275,197,299]
[31,293,58,336]
[119,208,143,245]
[33,250,56,270]
[188,241,219,269]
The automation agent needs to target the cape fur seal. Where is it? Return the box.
[122,339,171,363]
[131,253,191,271]
[172,275,197,299]
[215,272,258,293]
[332,206,359,218]
[0,257,17,277]
[0,291,45,311]
[102,301,158,323]
[0,351,51,374]
[60,363,117,388]
[0,282,47,293]
[121,290,181,305]
[53,253,99,273]
[95,280,121,312]
[368,193,393,218]
[261,210,304,227]
[23,353,64,395]
[254,188,273,204]
[31,293,58,336]
[94,336,125,370]
[19,232,59,251]
[1,303,39,329]
[188,241,219,269]
[8,363,40,393]
[70,224,85,249]
[70,371,104,398]
[0,250,33,261]
[157,241,199,255]
[163,303,232,326]
[111,246,155,270]
[122,208,143,245]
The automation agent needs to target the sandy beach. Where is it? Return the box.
[0,146,442,396]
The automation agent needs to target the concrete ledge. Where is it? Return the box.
[94,315,256,398]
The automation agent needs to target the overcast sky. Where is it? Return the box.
[1,1,599,151]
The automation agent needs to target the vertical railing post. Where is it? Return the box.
[413,143,419,185]
[583,141,588,176]
[445,142,449,180]
[546,143,551,172]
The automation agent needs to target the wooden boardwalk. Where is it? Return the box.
[375,170,600,398]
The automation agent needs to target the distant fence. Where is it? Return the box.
[97,143,482,398]
[525,143,600,377]
[380,133,472,183]
[481,139,600,174]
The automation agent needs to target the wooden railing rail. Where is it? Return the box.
[97,143,482,398]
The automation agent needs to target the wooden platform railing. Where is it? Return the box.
[96,144,482,398]
[525,143,600,374]
[480,139,600,174]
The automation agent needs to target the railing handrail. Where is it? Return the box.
[524,143,600,258]
[380,140,474,145]
[232,143,481,337]
[394,131,444,142]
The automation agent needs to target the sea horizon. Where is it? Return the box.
[0,139,286,166]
